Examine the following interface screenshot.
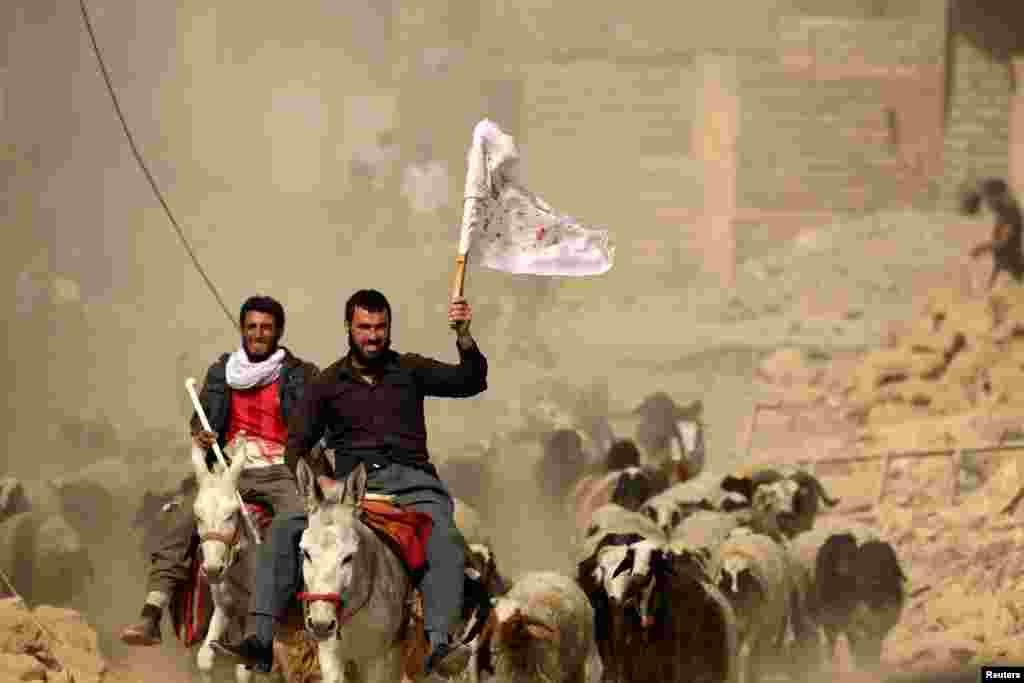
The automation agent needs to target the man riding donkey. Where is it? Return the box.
[120,295,319,646]
[214,288,489,675]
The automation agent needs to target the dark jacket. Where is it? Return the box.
[190,347,319,468]
[284,341,488,479]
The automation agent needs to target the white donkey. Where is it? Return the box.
[298,462,434,683]
[190,436,307,682]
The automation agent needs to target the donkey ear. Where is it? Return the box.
[190,445,210,484]
[295,458,321,511]
[226,434,247,486]
[343,463,369,505]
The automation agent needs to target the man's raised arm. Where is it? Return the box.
[409,336,488,398]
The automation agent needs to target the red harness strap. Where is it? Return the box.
[296,591,356,626]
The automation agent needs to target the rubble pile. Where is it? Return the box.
[730,210,970,325]
[757,279,1024,452]
[0,597,140,683]
[815,456,1024,673]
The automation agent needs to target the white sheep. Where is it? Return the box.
[640,473,748,536]
[721,466,839,540]
[474,571,600,683]
[576,504,665,563]
[668,510,751,581]
[716,530,807,683]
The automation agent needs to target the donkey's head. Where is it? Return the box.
[191,436,247,583]
[298,462,373,641]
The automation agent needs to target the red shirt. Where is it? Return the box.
[225,380,289,459]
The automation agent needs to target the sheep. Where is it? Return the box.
[577,504,666,564]
[610,468,669,514]
[640,473,749,537]
[715,530,812,683]
[0,478,30,523]
[46,476,118,546]
[467,542,509,598]
[474,571,600,683]
[534,429,592,504]
[788,521,906,672]
[0,511,93,607]
[577,535,738,683]
[845,540,906,669]
[570,466,669,537]
[668,510,752,576]
[721,466,839,539]
[633,393,706,484]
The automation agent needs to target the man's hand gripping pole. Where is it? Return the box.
[185,378,262,545]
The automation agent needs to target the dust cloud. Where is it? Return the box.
[1,0,1007,681]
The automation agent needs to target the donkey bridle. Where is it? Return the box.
[199,519,244,572]
[297,543,377,637]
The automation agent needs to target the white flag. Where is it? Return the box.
[457,119,614,276]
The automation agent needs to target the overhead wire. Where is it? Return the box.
[77,0,236,329]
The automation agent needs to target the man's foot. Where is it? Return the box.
[210,635,273,674]
[120,604,162,646]
[425,632,465,676]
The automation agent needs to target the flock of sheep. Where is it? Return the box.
[444,433,908,683]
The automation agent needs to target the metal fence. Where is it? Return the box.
[742,401,1024,506]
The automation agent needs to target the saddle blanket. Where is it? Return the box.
[172,549,211,648]
[360,499,433,577]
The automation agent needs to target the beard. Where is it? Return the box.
[348,330,391,368]
[243,336,280,363]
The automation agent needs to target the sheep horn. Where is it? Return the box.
[804,473,840,507]
[720,476,755,501]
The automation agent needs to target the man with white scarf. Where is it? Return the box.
[120,295,319,646]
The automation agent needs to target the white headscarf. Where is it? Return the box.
[225,348,286,390]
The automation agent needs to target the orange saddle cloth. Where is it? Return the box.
[360,499,433,578]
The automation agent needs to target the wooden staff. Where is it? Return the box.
[451,254,467,301]
[185,377,262,544]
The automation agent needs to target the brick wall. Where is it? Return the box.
[778,15,944,66]
[940,36,1013,208]
[733,16,946,218]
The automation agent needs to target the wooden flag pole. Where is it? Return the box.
[450,254,468,331]
[451,254,468,301]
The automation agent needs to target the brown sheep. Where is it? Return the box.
[578,537,738,683]
[788,521,906,672]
